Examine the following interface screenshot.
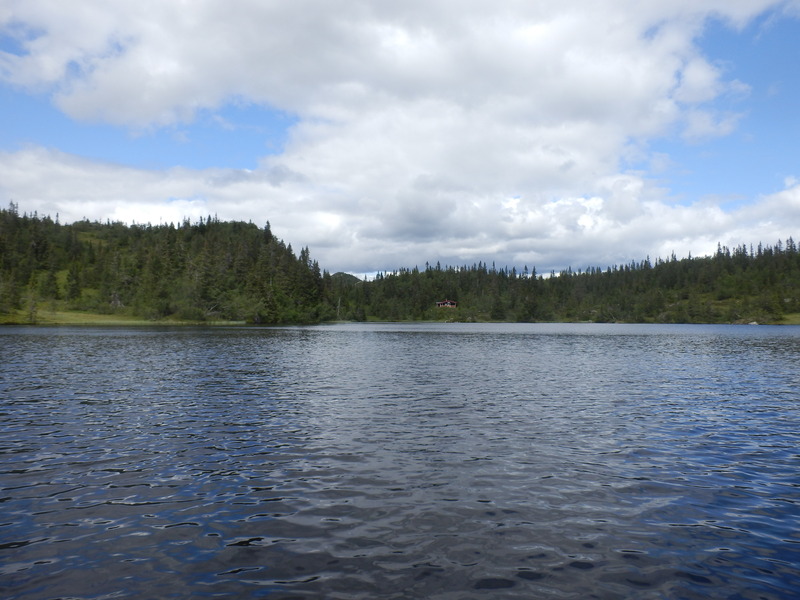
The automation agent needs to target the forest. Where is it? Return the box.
[1,202,799,325]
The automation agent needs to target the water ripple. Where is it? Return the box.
[1,324,799,598]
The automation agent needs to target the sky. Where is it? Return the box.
[1,1,800,277]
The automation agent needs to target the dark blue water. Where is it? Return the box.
[1,323,799,599]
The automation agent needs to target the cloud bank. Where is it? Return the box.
[2,0,799,274]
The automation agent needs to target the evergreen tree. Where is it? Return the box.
[1,204,798,325]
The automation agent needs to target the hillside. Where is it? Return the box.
[1,203,798,324]
[0,203,336,324]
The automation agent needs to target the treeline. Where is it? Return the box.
[1,202,799,324]
[350,242,800,324]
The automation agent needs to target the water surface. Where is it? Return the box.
[2,323,799,598]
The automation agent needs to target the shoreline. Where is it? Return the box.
[3,309,799,327]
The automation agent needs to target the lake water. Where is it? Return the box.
[1,323,799,599]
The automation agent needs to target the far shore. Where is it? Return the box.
[3,309,800,327]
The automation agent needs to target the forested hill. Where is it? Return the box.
[0,204,337,323]
[1,203,799,324]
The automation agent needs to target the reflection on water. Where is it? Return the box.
[1,323,799,599]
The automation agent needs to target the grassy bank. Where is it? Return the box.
[0,308,246,326]
[778,313,800,325]
[4,306,800,326]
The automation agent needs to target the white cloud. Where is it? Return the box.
[681,108,743,141]
[674,57,725,103]
[5,145,797,276]
[1,0,798,274]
